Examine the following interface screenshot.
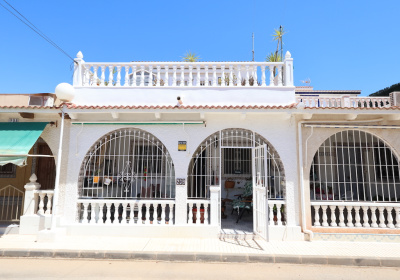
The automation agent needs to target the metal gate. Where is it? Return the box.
[0,185,24,222]
[253,144,269,241]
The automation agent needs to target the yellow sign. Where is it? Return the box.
[178,141,187,151]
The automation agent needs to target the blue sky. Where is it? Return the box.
[0,0,399,96]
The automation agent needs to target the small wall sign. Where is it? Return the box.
[176,178,186,185]
[178,141,187,151]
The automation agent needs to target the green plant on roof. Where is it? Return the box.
[182,51,200,62]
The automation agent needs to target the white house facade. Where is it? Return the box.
[1,51,400,242]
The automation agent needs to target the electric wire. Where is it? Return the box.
[0,1,76,63]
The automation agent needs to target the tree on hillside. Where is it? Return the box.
[369,82,400,96]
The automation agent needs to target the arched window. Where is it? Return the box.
[78,129,175,199]
[310,130,400,202]
[187,128,285,199]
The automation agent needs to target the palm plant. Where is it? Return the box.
[182,51,200,62]
[272,26,286,61]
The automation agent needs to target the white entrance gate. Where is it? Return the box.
[253,144,269,241]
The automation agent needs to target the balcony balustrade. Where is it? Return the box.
[296,96,391,108]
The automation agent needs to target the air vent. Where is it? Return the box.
[29,96,43,106]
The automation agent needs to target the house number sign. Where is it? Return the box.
[178,141,187,151]
[176,178,186,185]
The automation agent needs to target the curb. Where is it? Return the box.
[0,249,400,267]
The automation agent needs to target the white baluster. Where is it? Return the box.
[204,203,209,224]
[329,205,337,227]
[164,65,169,86]
[253,66,258,86]
[140,65,145,86]
[100,65,106,86]
[338,206,345,227]
[195,204,200,224]
[229,65,234,87]
[124,65,130,87]
[212,65,217,86]
[107,65,113,87]
[121,203,127,224]
[221,65,226,86]
[148,65,153,86]
[145,203,151,225]
[395,207,400,228]
[261,65,266,86]
[180,65,185,86]
[378,206,386,228]
[277,65,283,86]
[196,65,201,86]
[169,203,174,224]
[46,193,53,214]
[321,205,328,227]
[269,203,274,226]
[269,65,274,86]
[156,65,161,86]
[132,65,137,87]
[237,66,242,87]
[188,202,193,224]
[188,65,193,86]
[346,205,354,227]
[161,203,166,224]
[82,64,89,86]
[362,206,370,227]
[204,66,209,86]
[105,203,112,224]
[354,206,362,227]
[116,66,121,86]
[172,65,177,86]
[370,206,378,228]
[93,203,99,223]
[244,65,249,86]
[313,205,320,226]
[38,193,45,215]
[92,65,99,86]
[81,203,89,223]
[387,207,394,229]
[137,203,143,225]
[277,204,283,226]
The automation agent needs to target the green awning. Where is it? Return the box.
[0,122,48,166]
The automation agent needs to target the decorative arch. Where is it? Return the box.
[187,128,285,199]
[309,129,400,202]
[78,128,175,199]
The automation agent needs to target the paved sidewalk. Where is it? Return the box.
[1,234,400,267]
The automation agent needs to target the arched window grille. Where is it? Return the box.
[79,129,175,199]
[310,130,400,202]
[187,128,285,199]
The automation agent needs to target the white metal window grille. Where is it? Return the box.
[187,128,285,199]
[0,185,24,222]
[79,129,175,199]
[310,130,400,202]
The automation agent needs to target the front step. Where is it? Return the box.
[219,230,256,241]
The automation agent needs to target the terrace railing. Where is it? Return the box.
[296,96,391,108]
[311,201,400,228]
[73,51,294,88]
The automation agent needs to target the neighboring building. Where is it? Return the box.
[1,51,399,241]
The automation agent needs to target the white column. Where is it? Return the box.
[124,65,130,87]
[338,206,345,227]
[140,65,145,86]
[188,65,193,86]
[156,66,161,86]
[196,65,201,86]
[395,207,400,228]
[188,202,193,225]
[387,207,394,229]
[121,203,127,224]
[116,66,122,86]
[132,66,137,87]
[37,193,46,215]
[237,66,242,86]
[329,205,337,227]
[210,186,220,226]
[277,204,283,226]
[161,203,166,224]
[148,66,153,87]
[378,206,386,228]
[321,205,328,227]
[172,65,177,86]
[229,65,234,87]
[283,51,294,86]
[370,206,378,228]
[269,65,274,86]
[180,65,185,86]
[22,174,41,215]
[137,203,143,225]
[221,65,226,86]
[100,65,106,86]
[46,193,53,215]
[204,203,209,225]
[107,65,113,87]
[245,65,249,86]
[204,65,209,86]
[212,65,217,86]
[145,203,151,225]
[82,203,89,224]
[105,203,112,224]
[164,65,169,86]
[354,206,362,227]
[277,65,283,86]
[73,51,84,86]
[261,65,266,86]
[346,205,354,227]
[314,205,321,226]
[362,206,370,227]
